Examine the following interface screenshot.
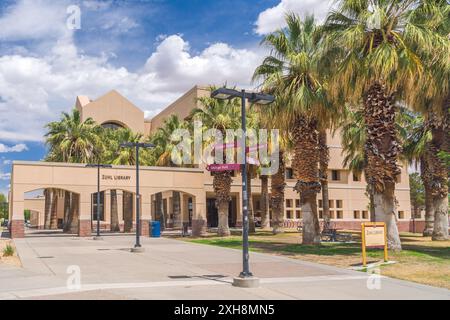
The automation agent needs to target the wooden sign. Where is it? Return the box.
[361,222,388,267]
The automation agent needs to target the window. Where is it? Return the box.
[353,173,361,182]
[399,211,405,219]
[353,211,361,219]
[337,211,343,219]
[331,170,340,181]
[330,211,335,219]
[329,200,334,208]
[318,200,323,208]
[285,168,294,179]
[319,210,323,219]
[295,199,301,208]
[296,211,302,219]
[102,122,124,130]
[286,210,293,219]
[286,199,293,208]
[362,211,368,219]
[336,200,343,209]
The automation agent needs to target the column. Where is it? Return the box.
[118,190,124,232]
[105,190,111,230]
[10,199,24,238]
[78,192,92,237]
[141,193,151,237]
[192,192,207,237]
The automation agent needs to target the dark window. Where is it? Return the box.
[331,170,340,181]
[102,122,124,130]
[285,168,294,179]
[353,173,361,182]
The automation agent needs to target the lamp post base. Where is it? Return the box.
[232,276,260,288]
[93,236,103,241]
[131,246,145,253]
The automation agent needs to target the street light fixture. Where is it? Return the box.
[211,87,274,288]
[86,163,112,240]
[120,142,155,252]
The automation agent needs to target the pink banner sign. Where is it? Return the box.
[207,164,241,172]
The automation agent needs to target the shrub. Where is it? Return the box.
[3,244,14,257]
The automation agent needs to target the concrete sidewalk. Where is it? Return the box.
[0,235,448,300]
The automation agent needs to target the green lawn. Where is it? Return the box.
[184,231,450,289]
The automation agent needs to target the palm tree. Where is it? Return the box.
[409,1,449,241]
[150,114,189,167]
[259,174,270,229]
[149,115,191,228]
[270,150,287,234]
[190,93,241,236]
[318,130,331,226]
[45,109,101,163]
[400,110,434,236]
[105,128,146,233]
[323,0,445,250]
[254,14,334,244]
[340,107,376,221]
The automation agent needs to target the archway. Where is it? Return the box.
[150,190,196,235]
[90,189,136,234]
[23,188,80,237]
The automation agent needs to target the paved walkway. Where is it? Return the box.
[1,234,449,300]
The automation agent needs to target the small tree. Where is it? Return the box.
[409,173,425,219]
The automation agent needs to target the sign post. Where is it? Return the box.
[361,222,388,267]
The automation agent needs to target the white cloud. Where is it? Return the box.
[255,0,333,35]
[0,144,28,153]
[0,1,266,143]
[0,172,11,181]
[2,160,12,165]
[0,35,264,142]
[0,0,70,41]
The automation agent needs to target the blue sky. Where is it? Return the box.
[0,0,332,195]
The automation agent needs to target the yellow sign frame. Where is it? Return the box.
[361,222,388,267]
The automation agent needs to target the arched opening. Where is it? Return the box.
[101,121,126,130]
[24,188,80,237]
[150,190,196,235]
[90,189,136,234]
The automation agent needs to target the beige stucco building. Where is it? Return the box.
[9,86,414,238]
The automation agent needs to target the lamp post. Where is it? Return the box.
[120,142,155,252]
[86,163,112,240]
[211,87,274,288]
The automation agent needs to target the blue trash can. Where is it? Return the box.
[151,221,161,238]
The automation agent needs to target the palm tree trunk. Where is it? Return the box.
[293,117,321,245]
[44,189,52,229]
[260,175,270,229]
[271,150,286,234]
[427,101,449,241]
[420,156,434,236]
[213,172,232,237]
[319,130,330,226]
[49,189,59,230]
[364,82,402,250]
[247,166,256,234]
[173,191,182,229]
[110,190,120,232]
[63,191,71,232]
[155,192,165,230]
[69,193,79,233]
